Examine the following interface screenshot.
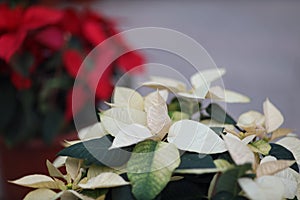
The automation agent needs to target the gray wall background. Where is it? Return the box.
[94,0,300,132]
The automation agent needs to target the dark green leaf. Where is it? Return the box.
[10,52,34,77]
[215,164,252,196]
[111,185,136,200]
[161,179,204,200]
[0,80,16,129]
[212,191,248,200]
[206,103,236,125]
[68,36,83,50]
[211,127,224,136]
[269,143,299,172]
[42,52,62,71]
[215,152,235,164]
[42,110,64,144]
[58,136,131,167]
[177,153,215,170]
[39,75,72,113]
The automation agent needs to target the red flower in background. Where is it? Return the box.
[34,26,64,50]
[0,4,23,31]
[63,49,83,78]
[118,51,145,73]
[60,8,81,36]
[0,4,63,63]
[0,2,145,144]
[10,72,32,89]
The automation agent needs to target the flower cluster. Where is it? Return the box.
[0,3,144,145]
[12,68,300,200]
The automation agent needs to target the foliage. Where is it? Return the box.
[11,69,300,200]
[0,2,144,146]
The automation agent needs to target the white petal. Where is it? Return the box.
[224,132,241,141]
[242,135,256,144]
[263,98,284,133]
[260,155,277,163]
[46,160,64,179]
[177,91,205,100]
[144,90,168,112]
[78,172,129,189]
[276,168,298,199]
[65,158,82,181]
[207,86,250,103]
[190,68,226,89]
[237,111,265,132]
[260,156,298,199]
[270,128,293,141]
[200,119,233,128]
[78,122,106,141]
[223,134,255,165]
[110,124,152,149]
[145,91,171,138]
[58,190,94,200]
[168,120,227,154]
[101,108,147,136]
[9,175,61,189]
[24,189,57,200]
[221,132,255,144]
[239,176,285,200]
[238,178,265,200]
[144,90,166,109]
[276,137,300,165]
[52,156,67,168]
[256,160,295,177]
[142,76,186,93]
[111,87,144,110]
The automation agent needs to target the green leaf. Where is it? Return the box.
[0,79,16,129]
[269,143,299,172]
[111,185,136,200]
[81,188,108,199]
[42,110,64,144]
[169,111,190,122]
[127,140,180,200]
[42,51,62,71]
[206,103,236,125]
[215,163,252,196]
[68,35,84,50]
[168,97,201,116]
[211,127,225,136]
[177,153,215,170]
[58,136,131,167]
[10,51,34,77]
[248,140,271,155]
[161,179,205,200]
[168,98,181,112]
[39,75,72,113]
[212,191,248,200]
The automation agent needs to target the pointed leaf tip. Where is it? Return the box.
[168,120,227,154]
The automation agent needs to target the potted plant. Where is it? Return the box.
[11,68,300,199]
[0,2,144,198]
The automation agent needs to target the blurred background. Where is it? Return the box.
[92,0,300,131]
[1,0,300,197]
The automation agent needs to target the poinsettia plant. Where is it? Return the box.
[0,2,144,146]
[11,68,300,200]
